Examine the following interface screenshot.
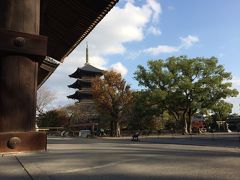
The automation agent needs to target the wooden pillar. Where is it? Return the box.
[0,0,47,153]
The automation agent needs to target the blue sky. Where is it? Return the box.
[43,0,240,113]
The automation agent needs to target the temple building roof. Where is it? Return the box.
[68,79,91,89]
[69,43,104,78]
[69,63,104,78]
[67,90,92,100]
[38,57,59,89]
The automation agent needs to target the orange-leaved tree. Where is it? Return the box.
[92,70,133,137]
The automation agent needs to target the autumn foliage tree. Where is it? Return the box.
[92,70,133,137]
[37,109,69,128]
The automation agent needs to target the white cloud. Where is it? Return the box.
[145,0,162,22]
[144,45,179,55]
[225,96,240,114]
[180,35,199,49]
[229,76,240,89]
[88,56,107,70]
[147,26,162,36]
[126,51,142,60]
[87,0,161,55]
[110,62,128,77]
[143,35,199,56]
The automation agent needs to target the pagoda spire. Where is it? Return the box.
[86,42,89,64]
[68,42,103,101]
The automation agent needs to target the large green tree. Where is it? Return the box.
[210,100,233,122]
[129,90,163,131]
[135,56,238,134]
[92,70,133,137]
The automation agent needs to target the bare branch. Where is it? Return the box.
[37,86,56,114]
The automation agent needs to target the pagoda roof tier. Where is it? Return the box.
[68,79,91,89]
[67,90,93,100]
[69,63,103,78]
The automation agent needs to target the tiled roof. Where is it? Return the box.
[69,63,104,78]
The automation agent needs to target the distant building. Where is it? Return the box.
[67,44,103,133]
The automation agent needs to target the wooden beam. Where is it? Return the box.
[0,29,47,57]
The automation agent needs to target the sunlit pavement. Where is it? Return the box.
[1,135,240,180]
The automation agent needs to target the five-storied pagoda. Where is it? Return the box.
[67,44,103,132]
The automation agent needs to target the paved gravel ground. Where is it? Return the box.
[1,135,240,180]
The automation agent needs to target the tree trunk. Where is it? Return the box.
[115,121,121,137]
[187,109,192,134]
[183,118,188,134]
[182,111,188,134]
[110,120,114,137]
[111,120,121,137]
